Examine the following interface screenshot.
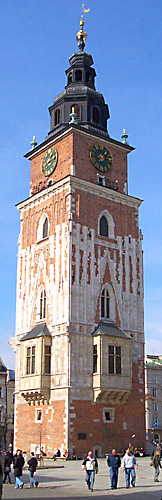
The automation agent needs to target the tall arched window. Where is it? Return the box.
[68,72,72,85]
[43,217,48,239]
[40,290,46,320]
[71,104,80,120]
[92,106,100,124]
[55,109,60,126]
[100,215,108,237]
[75,70,82,81]
[101,288,110,319]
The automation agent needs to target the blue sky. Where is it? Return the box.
[1,0,162,369]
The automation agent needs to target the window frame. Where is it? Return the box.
[108,345,121,375]
[101,287,110,319]
[93,345,98,373]
[26,345,36,375]
[45,345,51,374]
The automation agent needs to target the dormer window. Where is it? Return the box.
[55,109,60,126]
[75,70,82,82]
[92,106,100,124]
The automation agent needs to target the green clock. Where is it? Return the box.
[90,144,112,172]
[41,147,58,177]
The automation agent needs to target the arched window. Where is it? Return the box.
[100,215,108,237]
[71,104,80,120]
[43,217,48,239]
[75,70,82,82]
[37,213,49,242]
[40,289,46,320]
[55,109,60,126]
[86,71,91,83]
[92,106,100,124]
[68,72,72,85]
[101,288,110,319]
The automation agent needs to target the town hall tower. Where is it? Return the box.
[13,14,145,456]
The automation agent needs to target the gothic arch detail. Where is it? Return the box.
[98,210,115,239]
[37,213,49,242]
[100,283,115,321]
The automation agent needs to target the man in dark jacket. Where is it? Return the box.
[107,449,121,489]
[3,453,12,484]
[27,452,39,488]
[13,449,24,489]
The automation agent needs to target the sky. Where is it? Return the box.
[0,0,162,369]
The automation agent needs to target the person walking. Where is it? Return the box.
[27,452,39,488]
[122,447,138,488]
[107,449,121,489]
[153,450,162,482]
[3,452,12,484]
[82,451,98,492]
[0,448,4,500]
[13,449,24,489]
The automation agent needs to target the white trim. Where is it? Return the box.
[37,213,49,243]
[98,210,115,239]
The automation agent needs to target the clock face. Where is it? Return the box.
[41,148,58,177]
[90,144,112,172]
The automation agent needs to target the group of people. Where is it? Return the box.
[82,445,138,492]
[2,447,39,491]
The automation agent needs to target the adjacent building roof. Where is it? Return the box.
[0,356,7,372]
[92,320,131,339]
[20,323,51,341]
[8,369,15,381]
[145,355,162,367]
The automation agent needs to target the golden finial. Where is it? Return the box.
[76,4,90,51]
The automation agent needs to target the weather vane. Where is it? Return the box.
[76,4,90,51]
[82,3,90,15]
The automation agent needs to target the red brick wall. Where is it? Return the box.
[15,400,66,455]
[69,361,145,456]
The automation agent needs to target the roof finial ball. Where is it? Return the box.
[76,4,90,52]
[121,128,129,145]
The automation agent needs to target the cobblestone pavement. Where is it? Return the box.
[2,457,162,500]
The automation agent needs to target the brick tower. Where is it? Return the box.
[14,14,145,456]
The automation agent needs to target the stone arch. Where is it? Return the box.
[37,213,49,242]
[98,210,115,239]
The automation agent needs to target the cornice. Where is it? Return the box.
[24,124,134,161]
[16,174,142,212]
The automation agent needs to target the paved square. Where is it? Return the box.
[2,457,162,499]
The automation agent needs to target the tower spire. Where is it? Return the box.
[76,4,90,51]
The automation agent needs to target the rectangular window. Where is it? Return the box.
[93,345,97,373]
[45,346,51,374]
[36,409,42,422]
[116,346,121,374]
[27,346,35,375]
[26,347,31,375]
[109,346,114,374]
[154,403,158,411]
[0,388,2,398]
[153,388,157,398]
[31,346,35,374]
[78,433,87,440]
[108,346,121,375]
